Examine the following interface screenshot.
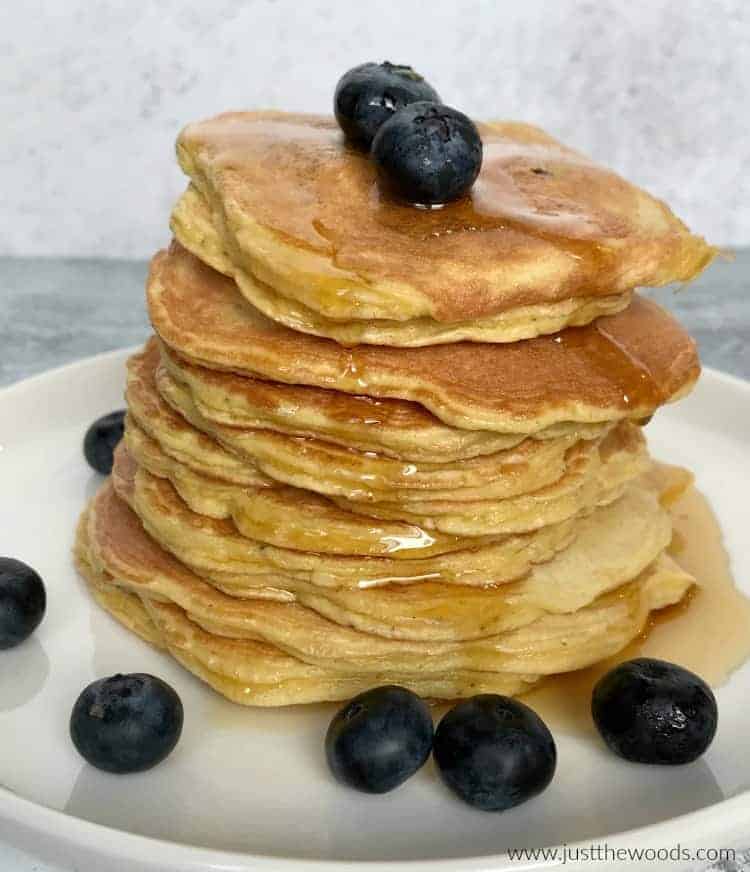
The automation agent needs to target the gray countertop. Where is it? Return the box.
[1,250,749,388]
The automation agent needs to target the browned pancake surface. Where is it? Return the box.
[177,111,713,321]
[148,243,700,432]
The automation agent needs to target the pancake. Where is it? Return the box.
[89,465,680,642]
[126,341,272,487]
[332,424,648,536]
[159,339,610,463]
[76,512,166,651]
[125,417,644,549]
[82,482,692,679]
[76,519,538,705]
[112,439,676,616]
[143,347,619,505]
[124,424,502,557]
[148,242,701,434]
[111,444,580,590]
[173,111,713,344]
[151,373,590,503]
[173,183,632,346]
[127,405,646,539]
[198,463,693,612]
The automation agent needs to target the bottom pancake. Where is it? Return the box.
[109,447,681,642]
[75,512,538,706]
[75,480,693,705]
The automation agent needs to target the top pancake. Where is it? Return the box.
[172,183,632,347]
[148,242,700,434]
[173,110,714,342]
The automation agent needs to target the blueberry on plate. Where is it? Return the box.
[371,101,483,205]
[325,685,433,793]
[70,673,184,774]
[83,409,126,475]
[592,657,718,765]
[433,695,556,811]
[334,61,440,147]
[0,557,46,649]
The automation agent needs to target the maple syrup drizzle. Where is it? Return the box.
[553,316,664,409]
[188,114,647,319]
[522,486,750,735]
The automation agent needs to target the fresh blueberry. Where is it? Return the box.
[371,101,483,205]
[0,558,46,650]
[70,673,184,774]
[592,657,718,765]
[433,695,556,811]
[334,61,440,147]
[325,685,433,793]
[83,409,126,475]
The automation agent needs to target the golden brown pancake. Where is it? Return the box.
[156,338,613,480]
[124,426,503,557]
[126,341,272,487]
[111,443,580,590]
[127,410,646,539]
[81,481,692,680]
[173,111,713,343]
[76,519,539,705]
[76,513,166,650]
[89,466,680,643]
[172,183,633,346]
[145,348,620,506]
[329,425,648,536]
[148,242,701,433]
[158,339,600,463]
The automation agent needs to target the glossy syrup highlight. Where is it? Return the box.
[522,486,750,735]
[200,114,651,317]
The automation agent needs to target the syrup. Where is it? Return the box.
[523,486,750,735]
[159,241,700,433]
[183,113,713,326]
[553,317,663,410]
[370,137,620,282]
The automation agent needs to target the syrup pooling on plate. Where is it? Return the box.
[523,486,750,735]
[650,487,750,685]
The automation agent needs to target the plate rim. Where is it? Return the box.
[1,348,749,871]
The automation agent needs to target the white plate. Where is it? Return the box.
[1,349,749,872]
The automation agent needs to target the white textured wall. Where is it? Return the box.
[3,0,749,257]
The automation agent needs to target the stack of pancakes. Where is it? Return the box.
[75,112,715,706]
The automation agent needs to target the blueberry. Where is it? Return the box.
[325,685,433,793]
[334,62,440,147]
[84,409,125,475]
[70,673,183,774]
[0,558,46,649]
[592,657,717,765]
[433,695,556,811]
[371,101,483,205]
